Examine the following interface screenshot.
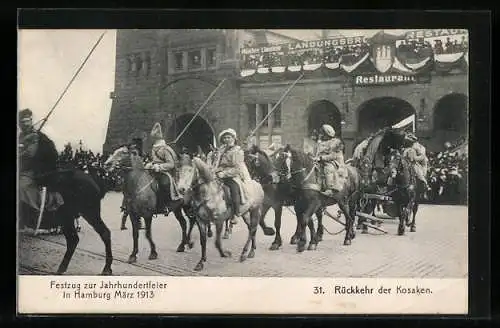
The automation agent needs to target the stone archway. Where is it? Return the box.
[166,114,215,154]
[307,100,343,137]
[432,93,468,151]
[357,97,416,141]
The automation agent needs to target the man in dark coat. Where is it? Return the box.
[18,108,63,218]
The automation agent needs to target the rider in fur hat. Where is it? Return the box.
[213,128,251,224]
[403,133,431,192]
[313,124,345,196]
[145,122,179,214]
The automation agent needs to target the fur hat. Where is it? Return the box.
[218,128,237,142]
[19,108,33,121]
[321,124,336,137]
[150,122,163,140]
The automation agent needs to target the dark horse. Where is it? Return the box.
[104,145,196,264]
[279,145,362,251]
[19,135,113,275]
[353,128,422,235]
[244,146,324,250]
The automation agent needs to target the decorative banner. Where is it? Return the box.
[239,30,469,79]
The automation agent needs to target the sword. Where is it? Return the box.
[34,187,47,236]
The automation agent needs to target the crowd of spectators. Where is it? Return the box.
[425,138,468,205]
[57,142,123,192]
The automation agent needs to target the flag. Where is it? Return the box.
[392,114,416,133]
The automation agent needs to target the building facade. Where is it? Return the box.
[104,29,468,157]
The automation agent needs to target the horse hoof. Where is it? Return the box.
[297,244,306,253]
[269,243,281,251]
[176,245,185,252]
[127,256,137,264]
[55,269,65,275]
[263,227,275,236]
[120,226,127,230]
[188,242,194,249]
[248,250,255,258]
[223,251,232,258]
[149,252,158,260]
[361,229,368,234]
[410,226,416,232]
[239,255,247,262]
[194,263,204,271]
[398,229,405,236]
[101,268,113,276]
[207,230,213,238]
[290,237,298,245]
[343,240,351,246]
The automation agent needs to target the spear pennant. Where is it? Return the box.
[31,31,107,236]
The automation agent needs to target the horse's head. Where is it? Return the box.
[103,145,131,172]
[245,146,275,180]
[275,144,312,185]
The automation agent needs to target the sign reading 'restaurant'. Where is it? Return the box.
[354,74,417,86]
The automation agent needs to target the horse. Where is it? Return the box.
[386,150,424,235]
[104,145,196,264]
[19,169,113,275]
[279,145,362,251]
[244,145,324,250]
[177,156,264,271]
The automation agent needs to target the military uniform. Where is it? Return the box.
[18,109,63,216]
[145,122,179,212]
[403,135,430,189]
[314,124,346,194]
[214,128,251,217]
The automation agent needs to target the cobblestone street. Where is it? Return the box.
[18,192,468,278]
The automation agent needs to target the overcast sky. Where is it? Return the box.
[18,29,413,153]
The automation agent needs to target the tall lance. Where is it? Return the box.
[29,31,107,236]
[169,77,227,144]
[33,31,108,132]
[246,73,304,144]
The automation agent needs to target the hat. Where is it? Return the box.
[150,122,163,140]
[407,133,418,142]
[19,108,33,121]
[218,128,237,142]
[321,124,336,137]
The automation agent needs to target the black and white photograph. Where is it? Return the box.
[17,28,470,314]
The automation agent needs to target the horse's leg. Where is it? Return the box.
[259,201,276,236]
[239,212,252,262]
[128,213,140,263]
[215,221,231,258]
[194,219,207,271]
[410,201,418,232]
[56,213,79,275]
[248,207,259,259]
[173,208,188,252]
[290,206,301,245]
[207,222,213,238]
[397,204,406,236]
[143,215,158,260]
[306,206,318,251]
[295,201,309,253]
[270,204,283,251]
[338,200,354,246]
[223,219,230,239]
[315,208,324,242]
[81,207,113,275]
[183,207,195,249]
[120,212,128,230]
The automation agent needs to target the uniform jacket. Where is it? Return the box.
[150,139,178,173]
[214,144,251,181]
[315,137,345,165]
[403,142,429,173]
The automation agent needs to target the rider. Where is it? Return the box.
[403,133,431,192]
[313,124,345,197]
[18,109,63,225]
[144,122,179,214]
[213,128,251,224]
